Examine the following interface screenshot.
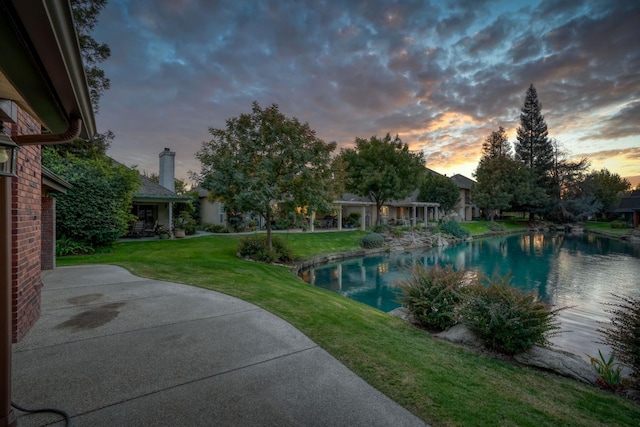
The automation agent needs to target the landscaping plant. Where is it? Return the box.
[459,274,562,355]
[237,234,294,263]
[439,219,470,239]
[588,349,624,390]
[598,293,640,386]
[359,232,385,249]
[398,264,468,331]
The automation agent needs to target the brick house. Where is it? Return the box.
[0,1,95,424]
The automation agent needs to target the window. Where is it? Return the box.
[380,206,389,217]
[219,203,225,224]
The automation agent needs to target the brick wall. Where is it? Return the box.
[41,196,55,270]
[10,110,43,342]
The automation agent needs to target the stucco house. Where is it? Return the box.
[0,0,96,423]
[450,173,479,221]
[131,148,190,234]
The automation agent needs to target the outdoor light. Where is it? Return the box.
[0,133,18,177]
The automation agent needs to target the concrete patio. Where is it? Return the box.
[11,265,426,426]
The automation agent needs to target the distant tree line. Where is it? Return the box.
[472,84,631,222]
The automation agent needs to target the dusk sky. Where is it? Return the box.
[94,0,640,187]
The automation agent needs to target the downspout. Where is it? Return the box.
[1,118,84,427]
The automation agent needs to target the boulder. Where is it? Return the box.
[434,324,483,348]
[514,346,598,385]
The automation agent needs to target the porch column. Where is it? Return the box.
[168,202,173,234]
[310,211,315,232]
[412,206,416,227]
[338,205,343,231]
[435,206,439,222]
[360,206,366,231]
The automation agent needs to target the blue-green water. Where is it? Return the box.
[299,233,640,358]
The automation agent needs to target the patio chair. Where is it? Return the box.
[143,220,158,237]
[130,220,144,238]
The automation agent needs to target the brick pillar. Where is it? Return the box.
[41,196,55,270]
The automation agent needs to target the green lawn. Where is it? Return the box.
[59,233,639,426]
[584,221,635,236]
[459,219,530,236]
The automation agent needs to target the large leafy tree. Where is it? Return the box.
[514,84,554,220]
[418,172,459,214]
[547,140,592,221]
[588,169,632,219]
[195,102,336,248]
[44,150,140,247]
[340,134,425,225]
[473,157,520,221]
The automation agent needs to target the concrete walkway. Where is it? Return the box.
[12,265,426,426]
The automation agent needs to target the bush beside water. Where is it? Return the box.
[359,232,385,249]
[399,266,562,355]
[439,220,470,239]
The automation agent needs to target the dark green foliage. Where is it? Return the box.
[200,223,229,233]
[398,265,467,331]
[588,350,624,390]
[345,212,361,227]
[359,232,384,249]
[598,294,640,385]
[56,235,95,256]
[439,220,470,239]
[515,84,552,173]
[44,150,140,248]
[196,102,336,249]
[418,172,460,214]
[482,126,511,159]
[340,134,425,225]
[372,223,392,233]
[460,276,562,355]
[589,169,631,218]
[174,211,197,235]
[238,234,294,264]
[487,221,506,231]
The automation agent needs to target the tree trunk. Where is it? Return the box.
[266,213,272,249]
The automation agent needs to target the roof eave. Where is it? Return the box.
[0,0,95,139]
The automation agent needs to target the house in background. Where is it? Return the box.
[0,0,96,423]
[611,190,640,228]
[131,148,190,233]
[450,173,479,221]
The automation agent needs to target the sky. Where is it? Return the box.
[93,0,640,187]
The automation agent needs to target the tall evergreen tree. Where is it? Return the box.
[482,126,511,159]
[514,84,554,220]
[515,84,553,172]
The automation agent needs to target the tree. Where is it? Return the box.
[482,126,511,159]
[472,157,520,220]
[588,169,632,219]
[71,0,111,114]
[546,140,592,221]
[514,84,554,220]
[418,172,459,214]
[43,150,140,247]
[195,102,336,248]
[339,134,425,225]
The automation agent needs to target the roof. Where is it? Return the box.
[0,0,95,139]
[616,190,640,212]
[134,175,191,203]
[450,174,476,189]
[41,166,72,194]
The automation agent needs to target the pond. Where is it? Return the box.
[299,232,640,359]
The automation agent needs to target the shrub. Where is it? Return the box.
[345,212,361,227]
[359,232,385,249]
[201,223,229,233]
[398,265,468,331]
[440,220,470,239]
[598,294,640,386]
[488,221,506,232]
[56,235,95,257]
[174,211,197,235]
[372,224,391,233]
[237,234,294,263]
[459,274,562,355]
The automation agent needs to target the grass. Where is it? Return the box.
[584,221,635,236]
[59,232,640,426]
[459,219,530,236]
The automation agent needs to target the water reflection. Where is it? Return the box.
[300,233,640,359]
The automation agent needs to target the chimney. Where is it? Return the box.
[159,148,175,192]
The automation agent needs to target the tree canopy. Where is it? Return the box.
[195,102,336,248]
[339,134,425,225]
[482,126,511,159]
[418,172,459,214]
